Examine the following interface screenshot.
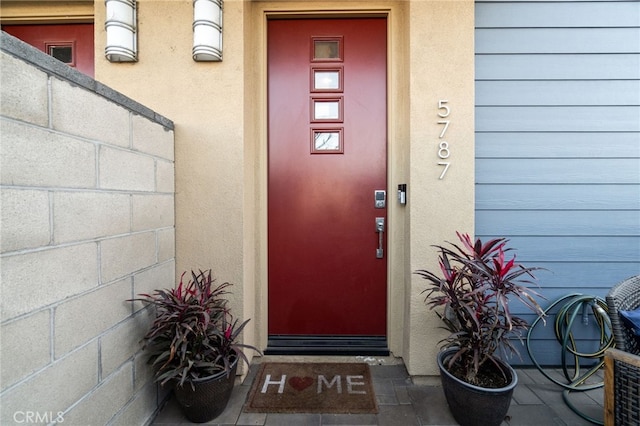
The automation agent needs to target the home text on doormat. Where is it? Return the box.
[244,362,378,414]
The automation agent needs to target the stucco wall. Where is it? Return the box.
[94,0,255,363]
[0,32,175,425]
[405,0,476,375]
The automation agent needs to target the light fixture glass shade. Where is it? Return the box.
[105,0,137,62]
[193,0,223,62]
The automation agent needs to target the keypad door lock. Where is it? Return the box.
[374,190,386,209]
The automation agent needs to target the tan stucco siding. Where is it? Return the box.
[95,1,251,364]
[406,0,475,375]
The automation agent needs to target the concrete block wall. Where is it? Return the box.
[0,32,175,425]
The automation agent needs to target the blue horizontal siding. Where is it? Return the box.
[481,236,639,263]
[476,80,640,106]
[519,313,608,340]
[477,28,640,54]
[476,54,640,80]
[476,106,640,132]
[476,133,640,158]
[475,0,640,366]
[476,158,639,183]
[476,210,640,236]
[477,2,640,28]
[476,184,640,210]
[522,264,640,291]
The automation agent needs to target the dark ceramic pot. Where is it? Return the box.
[173,357,238,423]
[437,348,517,426]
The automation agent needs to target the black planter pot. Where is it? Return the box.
[437,348,517,426]
[173,358,238,423]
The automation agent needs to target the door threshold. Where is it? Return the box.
[265,335,389,356]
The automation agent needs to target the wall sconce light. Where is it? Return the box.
[105,0,137,62]
[193,0,223,62]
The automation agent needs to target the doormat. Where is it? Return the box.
[244,362,378,414]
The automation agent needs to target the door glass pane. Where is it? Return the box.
[48,45,73,64]
[314,40,339,59]
[312,130,342,153]
[314,71,340,90]
[314,100,340,120]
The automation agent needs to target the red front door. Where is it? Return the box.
[2,24,94,77]
[267,18,387,352]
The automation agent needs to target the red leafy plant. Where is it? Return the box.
[415,233,545,387]
[132,270,260,389]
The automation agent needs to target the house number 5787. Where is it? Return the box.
[437,100,451,179]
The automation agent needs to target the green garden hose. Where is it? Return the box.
[526,293,615,425]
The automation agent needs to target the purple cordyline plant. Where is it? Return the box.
[415,232,545,386]
[132,270,260,389]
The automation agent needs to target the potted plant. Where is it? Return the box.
[415,232,545,426]
[133,269,260,423]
